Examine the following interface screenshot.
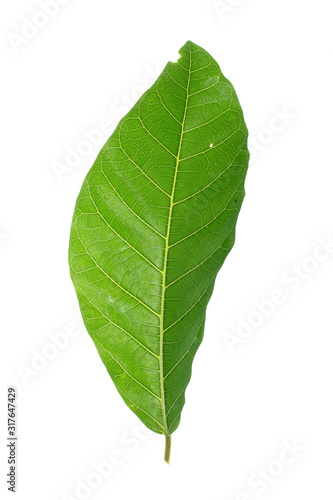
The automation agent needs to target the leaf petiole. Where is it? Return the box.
[164,435,171,464]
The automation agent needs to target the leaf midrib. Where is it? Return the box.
[159,50,192,436]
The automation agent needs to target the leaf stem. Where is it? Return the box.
[164,435,171,464]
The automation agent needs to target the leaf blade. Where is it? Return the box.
[69,40,249,439]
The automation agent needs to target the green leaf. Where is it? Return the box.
[69,40,249,462]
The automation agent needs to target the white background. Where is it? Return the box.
[1,1,333,499]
